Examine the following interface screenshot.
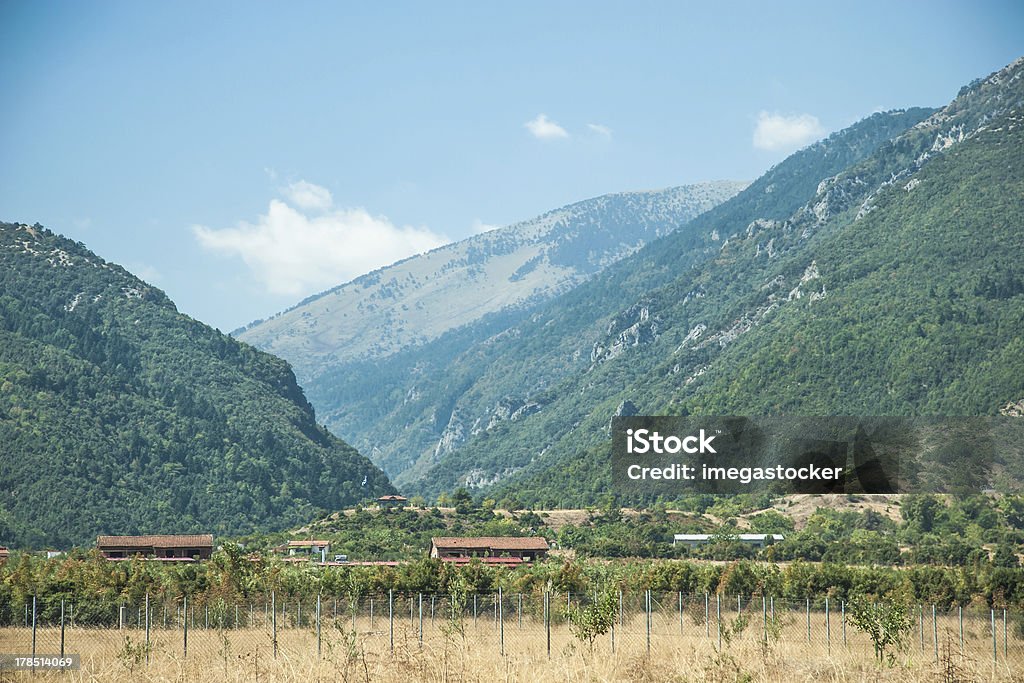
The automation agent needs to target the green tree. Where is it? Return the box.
[847,595,912,665]
[565,590,618,649]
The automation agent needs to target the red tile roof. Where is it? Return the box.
[96,534,213,548]
[431,536,549,551]
[377,495,408,501]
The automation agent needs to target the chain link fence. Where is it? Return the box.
[1,591,1022,679]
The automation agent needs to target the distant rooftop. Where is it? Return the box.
[97,534,214,548]
[287,540,330,547]
[431,536,549,551]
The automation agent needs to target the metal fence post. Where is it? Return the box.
[418,593,423,645]
[991,608,996,664]
[826,597,831,654]
[932,604,938,662]
[389,589,394,654]
[272,591,277,659]
[842,600,846,647]
[1003,608,1007,659]
[519,593,523,629]
[183,596,189,659]
[370,597,374,629]
[717,593,722,651]
[619,590,623,628]
[473,593,477,625]
[145,592,150,665]
[959,605,964,654]
[544,591,551,658]
[498,587,504,657]
[762,595,767,644]
[679,592,683,634]
[806,598,810,644]
[31,596,37,666]
[60,598,66,658]
[646,590,651,655]
[611,605,615,653]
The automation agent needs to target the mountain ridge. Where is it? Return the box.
[415,57,1024,504]
[236,181,746,380]
[298,107,935,485]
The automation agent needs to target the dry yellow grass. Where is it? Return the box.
[1,608,1021,682]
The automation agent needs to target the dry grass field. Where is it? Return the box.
[2,600,1022,682]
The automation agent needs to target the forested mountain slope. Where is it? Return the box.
[410,58,1024,504]
[316,108,933,484]
[0,224,392,547]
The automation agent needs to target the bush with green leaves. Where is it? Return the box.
[847,595,912,665]
[565,590,618,649]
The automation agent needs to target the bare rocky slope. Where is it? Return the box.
[236,181,746,381]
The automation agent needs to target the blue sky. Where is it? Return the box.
[1,1,1022,332]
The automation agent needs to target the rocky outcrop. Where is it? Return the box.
[486,397,543,430]
[1000,400,1024,418]
[433,411,466,460]
[591,303,660,364]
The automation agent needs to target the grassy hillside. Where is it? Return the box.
[0,223,393,547]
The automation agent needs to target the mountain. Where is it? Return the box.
[0,224,393,548]
[236,181,746,382]
[300,106,934,486]
[389,58,1024,504]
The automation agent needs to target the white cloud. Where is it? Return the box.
[753,111,825,152]
[192,182,450,296]
[524,113,569,140]
[471,219,501,235]
[128,262,162,284]
[587,123,612,138]
[282,180,333,211]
